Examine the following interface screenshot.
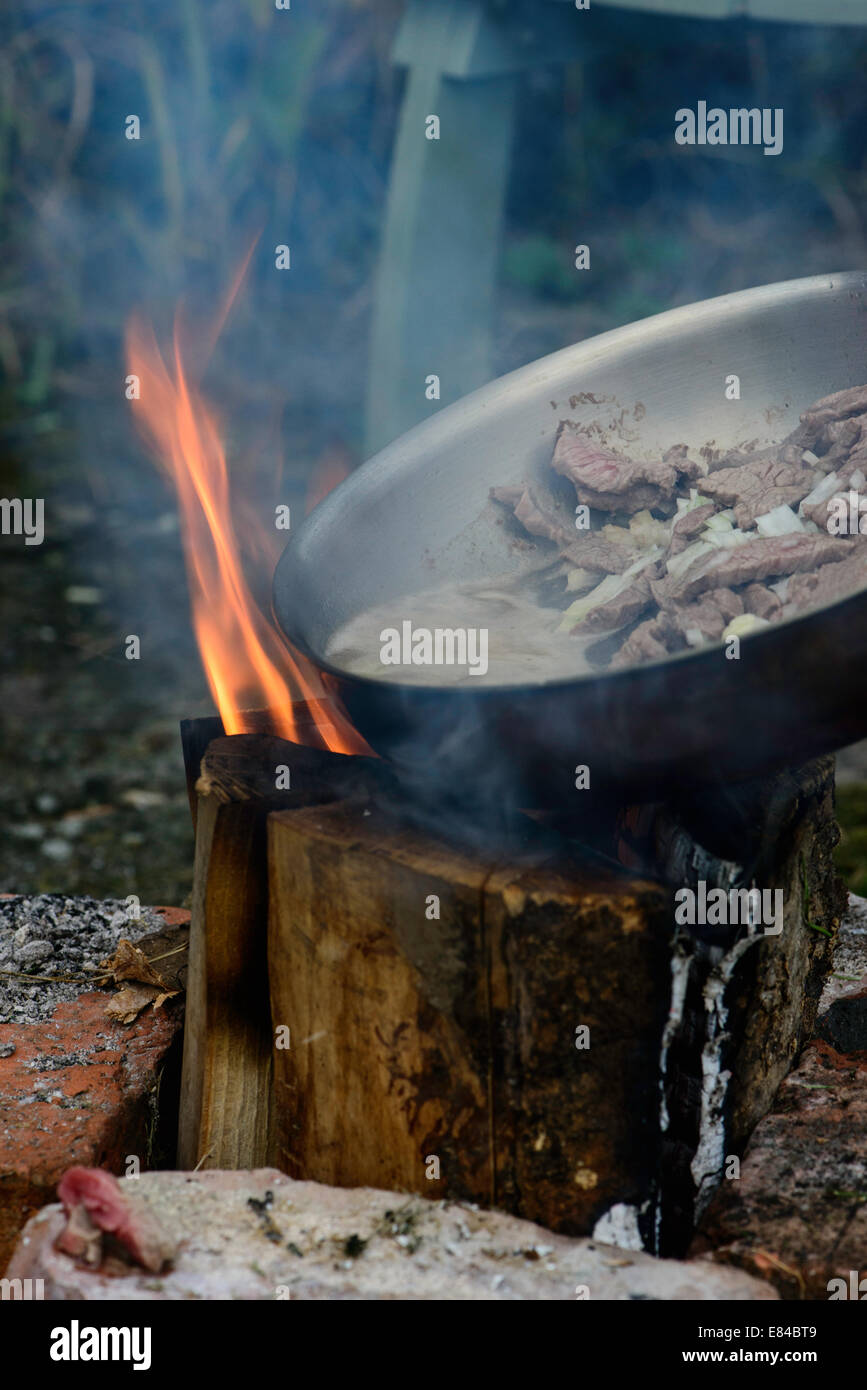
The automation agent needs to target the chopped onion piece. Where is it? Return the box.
[755,504,806,537]
[769,578,790,601]
[559,574,630,629]
[625,510,671,550]
[675,489,711,516]
[723,613,770,640]
[801,450,819,465]
[704,528,753,548]
[851,468,866,491]
[559,549,661,629]
[684,627,705,649]
[665,538,715,579]
[704,510,735,531]
[624,547,663,576]
[566,567,596,592]
[798,471,840,517]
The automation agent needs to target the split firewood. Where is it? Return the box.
[177,724,389,1171]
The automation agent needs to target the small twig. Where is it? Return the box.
[0,942,185,989]
[0,967,108,984]
[757,1250,805,1299]
[143,943,187,965]
[193,1150,213,1173]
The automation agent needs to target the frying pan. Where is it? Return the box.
[274,273,867,803]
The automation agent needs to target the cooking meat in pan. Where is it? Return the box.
[326,380,867,686]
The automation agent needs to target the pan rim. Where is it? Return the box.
[275,269,867,698]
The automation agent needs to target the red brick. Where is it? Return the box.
[0,907,187,1272]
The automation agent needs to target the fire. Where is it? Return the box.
[125,309,368,755]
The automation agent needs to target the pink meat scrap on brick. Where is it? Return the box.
[55,1166,177,1272]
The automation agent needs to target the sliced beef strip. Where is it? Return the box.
[800,487,856,530]
[654,533,855,605]
[800,382,867,436]
[783,549,867,616]
[612,587,745,669]
[662,442,706,479]
[836,445,867,492]
[552,424,680,514]
[709,448,757,473]
[489,485,523,507]
[667,503,716,556]
[490,483,636,573]
[563,531,639,574]
[779,442,810,466]
[569,572,654,634]
[706,438,791,473]
[800,498,829,529]
[742,582,782,622]
[700,457,818,527]
[664,587,744,641]
[490,484,573,546]
[815,414,864,463]
[611,610,684,668]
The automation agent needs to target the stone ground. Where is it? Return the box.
[0,895,175,1024]
[3,895,867,1299]
[7,1168,776,1302]
[695,1041,867,1300]
[693,898,867,1299]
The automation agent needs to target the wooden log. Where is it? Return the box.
[179,704,342,832]
[267,798,673,1237]
[266,761,842,1246]
[177,729,385,1171]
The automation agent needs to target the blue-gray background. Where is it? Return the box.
[2,0,866,900]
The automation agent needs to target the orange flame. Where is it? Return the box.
[125,305,367,755]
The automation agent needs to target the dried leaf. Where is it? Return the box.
[100,938,170,990]
[99,923,188,1022]
[104,984,161,1024]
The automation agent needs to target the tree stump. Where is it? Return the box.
[268,799,672,1240]
[267,761,842,1250]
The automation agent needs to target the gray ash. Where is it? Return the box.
[0,894,168,1024]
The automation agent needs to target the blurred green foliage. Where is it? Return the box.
[835,785,867,898]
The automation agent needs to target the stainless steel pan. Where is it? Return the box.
[274,273,867,802]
